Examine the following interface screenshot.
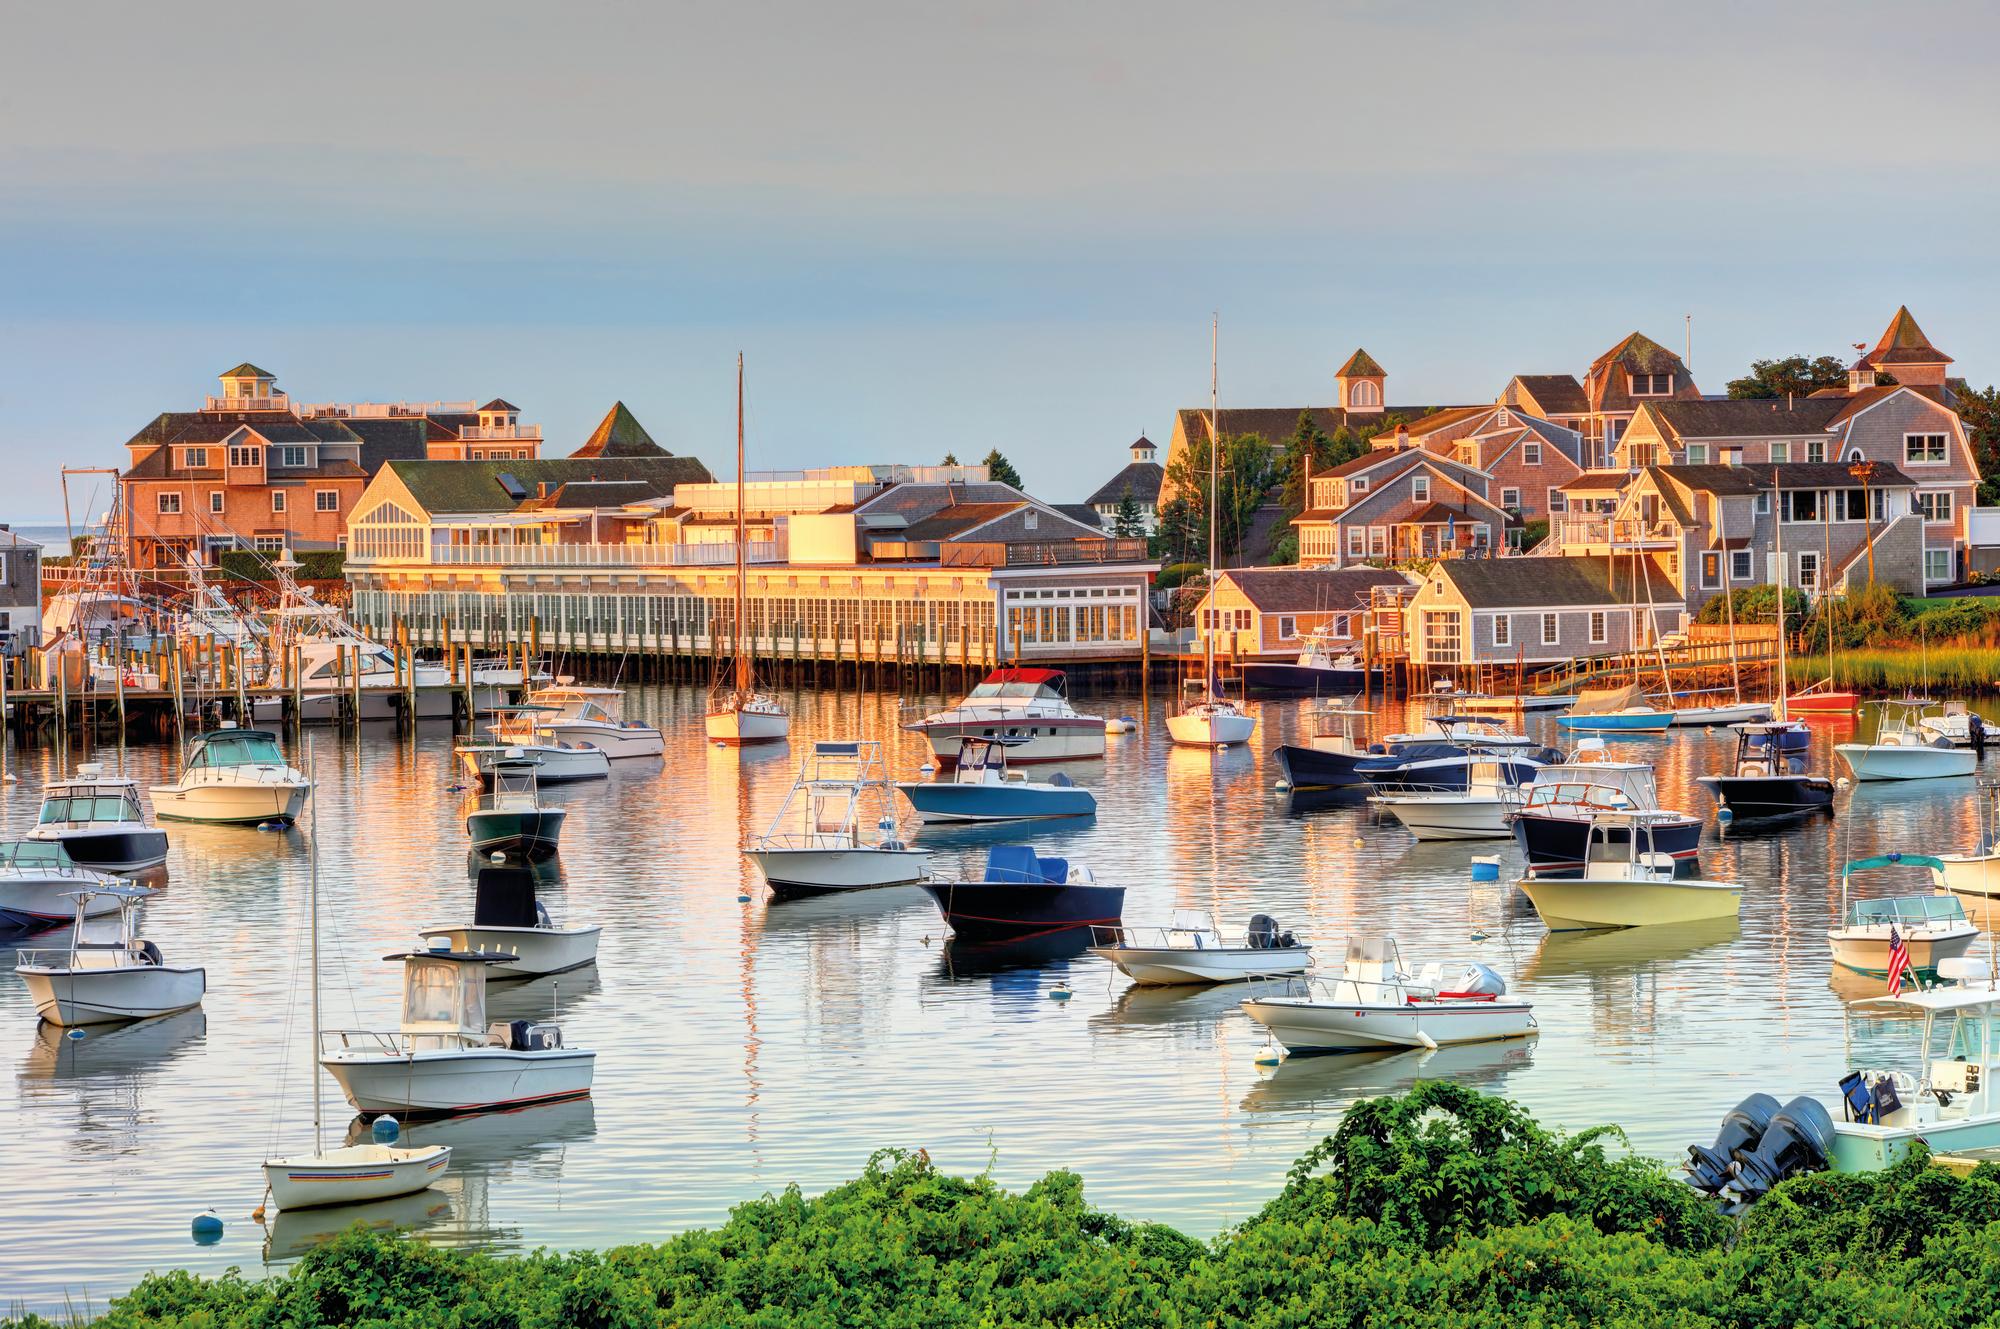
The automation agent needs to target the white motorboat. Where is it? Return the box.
[150,725,310,825]
[529,683,663,759]
[1826,852,1978,978]
[1919,708,1987,748]
[1825,971,2000,1172]
[1088,909,1309,985]
[1370,751,1528,840]
[320,944,595,1117]
[1836,699,1977,782]
[1516,809,1742,931]
[744,741,931,897]
[458,708,611,785]
[1241,935,1536,1053]
[1167,696,1258,749]
[706,355,791,749]
[896,735,1097,822]
[463,753,566,859]
[0,840,132,932]
[26,763,169,873]
[1382,714,1536,748]
[421,865,601,980]
[262,753,451,1211]
[14,884,205,1026]
[1936,783,2000,927]
[1514,739,1703,870]
[1272,704,1375,790]
[905,668,1106,763]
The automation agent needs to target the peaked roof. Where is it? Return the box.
[386,456,712,514]
[1217,567,1410,614]
[1590,332,1685,376]
[573,401,668,458]
[1336,348,1386,378]
[478,397,519,413]
[1866,306,1952,367]
[219,362,274,379]
[1085,459,1166,507]
[1435,554,1675,610]
[1644,397,1846,439]
[1505,374,1589,417]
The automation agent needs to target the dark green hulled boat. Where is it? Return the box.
[465,753,566,860]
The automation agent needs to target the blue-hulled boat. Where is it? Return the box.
[1695,720,1836,821]
[895,738,1096,822]
[920,844,1123,942]
[1552,683,1674,735]
[1354,742,1560,793]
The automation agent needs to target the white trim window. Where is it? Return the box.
[1491,614,1512,648]
[1798,550,1820,595]
[272,490,286,513]
[1916,490,1955,524]
[1352,477,1370,493]
[1925,548,1952,584]
[279,445,310,468]
[1541,612,1559,646]
[180,446,209,469]
[1805,439,1827,463]
[158,492,181,515]
[1547,488,1566,514]
[1769,441,1790,463]
[1685,443,1708,464]
[1331,613,1352,638]
[1588,611,1608,645]
[227,444,261,468]
[1754,492,1771,516]
[315,489,339,513]
[1629,372,1673,396]
[1501,487,1521,510]
[1906,433,1948,465]
[1411,474,1431,503]
[1277,615,1296,641]
[208,490,224,513]
[1731,550,1752,581]
[1523,442,1542,466]
[1347,527,1366,558]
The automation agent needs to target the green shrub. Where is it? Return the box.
[1155,562,1205,591]
[216,550,345,582]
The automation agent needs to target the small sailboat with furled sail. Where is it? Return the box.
[706,353,790,746]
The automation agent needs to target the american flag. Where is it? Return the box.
[1886,926,1913,997]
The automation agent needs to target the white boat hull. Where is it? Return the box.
[321,1046,596,1117]
[1242,995,1537,1053]
[1835,743,1977,781]
[706,708,790,744]
[150,776,309,825]
[1517,876,1743,930]
[1372,795,1515,840]
[1088,945,1310,985]
[1670,703,1773,726]
[0,875,125,930]
[1166,711,1257,748]
[743,846,931,893]
[459,744,609,784]
[16,964,207,1026]
[417,924,602,978]
[1827,925,1978,976]
[915,721,1105,763]
[262,1143,451,1211]
[539,721,664,759]
[1938,854,2000,928]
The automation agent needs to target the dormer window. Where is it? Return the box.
[1352,478,1369,494]
[180,447,209,469]
[228,445,262,468]
[1349,380,1381,408]
[1629,373,1674,396]
[278,445,310,468]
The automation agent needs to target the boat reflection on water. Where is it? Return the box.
[1281,786,1372,817]
[1087,978,1267,1036]
[261,1187,457,1263]
[934,926,1094,983]
[1240,1038,1535,1115]
[486,964,603,1024]
[465,850,565,886]
[756,884,933,933]
[1520,915,1741,983]
[1825,963,1933,1015]
[17,1009,208,1156]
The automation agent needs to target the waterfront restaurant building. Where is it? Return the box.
[343,461,1157,668]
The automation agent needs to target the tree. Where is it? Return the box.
[1956,381,2000,506]
[941,451,959,466]
[1725,355,1849,399]
[1159,432,1274,564]
[1111,493,1145,538]
[981,449,1023,488]
[1276,410,1335,517]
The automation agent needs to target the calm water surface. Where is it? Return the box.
[3,685,1995,1307]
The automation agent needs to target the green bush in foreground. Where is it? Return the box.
[21,1083,2000,1328]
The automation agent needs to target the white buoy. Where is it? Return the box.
[1254,1041,1283,1066]
[1049,981,1073,1002]
[489,850,506,862]
[1274,779,1291,791]
[920,763,936,775]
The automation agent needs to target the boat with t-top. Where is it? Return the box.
[895,735,1096,823]
[1516,809,1742,931]
[745,740,931,896]
[1835,699,1977,782]
[1510,739,1701,870]
[1826,852,1977,978]
[1241,935,1536,1054]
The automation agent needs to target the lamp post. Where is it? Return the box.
[1848,460,1878,585]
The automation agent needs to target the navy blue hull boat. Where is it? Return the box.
[921,844,1123,942]
[1356,744,1559,793]
[1513,810,1703,871]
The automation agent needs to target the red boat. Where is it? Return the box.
[1784,689,1859,715]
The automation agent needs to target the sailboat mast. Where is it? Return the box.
[307,742,321,1154]
[735,353,749,696]
[1715,495,1742,703]
[1206,314,1219,696]
[1773,469,1788,715]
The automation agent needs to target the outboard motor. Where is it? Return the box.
[1457,962,1507,997]
[1970,713,1988,755]
[1685,1093,1780,1194]
[1245,914,1280,949]
[1728,1095,1835,1202]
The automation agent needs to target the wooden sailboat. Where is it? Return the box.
[260,749,449,1213]
[705,354,790,745]
[1167,315,1256,749]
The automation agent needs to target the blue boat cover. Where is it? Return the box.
[986,844,1045,883]
[1037,856,1068,882]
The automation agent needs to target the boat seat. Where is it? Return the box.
[130,939,163,967]
[1047,772,1074,787]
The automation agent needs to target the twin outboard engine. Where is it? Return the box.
[1684,1093,1834,1202]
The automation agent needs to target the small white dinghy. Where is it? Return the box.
[1088,909,1309,985]
[1241,935,1536,1054]
[263,757,450,1211]
[421,864,601,980]
[14,884,206,1026]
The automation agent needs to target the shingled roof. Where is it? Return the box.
[1648,462,1917,495]
[1436,554,1676,610]
[1865,306,1952,367]
[1218,567,1409,614]
[219,362,274,379]
[573,401,669,458]
[386,456,712,514]
[1085,459,1165,507]
[1336,348,1386,378]
[1505,374,1589,417]
[1644,398,1845,439]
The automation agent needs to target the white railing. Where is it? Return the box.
[294,400,479,418]
[204,393,289,411]
[672,479,873,513]
[458,424,542,441]
[418,540,784,568]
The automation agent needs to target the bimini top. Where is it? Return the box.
[1841,852,1947,875]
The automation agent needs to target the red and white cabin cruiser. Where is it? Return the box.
[905,669,1105,765]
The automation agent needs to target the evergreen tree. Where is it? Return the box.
[1725,355,1851,399]
[982,449,1024,488]
[941,451,959,466]
[1112,493,1145,538]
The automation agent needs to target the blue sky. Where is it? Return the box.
[4,1,1998,517]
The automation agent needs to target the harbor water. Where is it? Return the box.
[0,684,1989,1308]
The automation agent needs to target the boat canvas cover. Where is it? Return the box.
[984,844,1064,884]
[1564,683,1646,717]
[473,867,540,928]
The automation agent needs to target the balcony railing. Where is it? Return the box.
[940,539,1152,569]
[203,393,289,411]
[458,424,543,441]
[1555,518,1681,547]
[412,540,784,568]
[295,400,480,418]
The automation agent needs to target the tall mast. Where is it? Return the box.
[307,742,321,1153]
[735,354,749,695]
[1715,495,1742,703]
[1773,469,1788,716]
[1206,314,1219,697]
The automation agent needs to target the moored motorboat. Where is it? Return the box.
[1382,714,1536,749]
[458,710,610,786]
[1826,853,1977,978]
[1241,935,1535,1054]
[463,753,566,859]
[1835,699,1976,782]
[905,668,1106,764]
[745,741,931,896]
[528,683,664,759]
[1237,627,1372,695]
[14,884,206,1026]
[0,840,131,932]
[150,725,310,825]
[1272,705,1374,790]
[1553,683,1674,735]
[1370,750,1532,840]
[1936,784,2000,927]
[1919,707,1989,749]
[1665,699,1773,726]
[1516,810,1742,931]
[420,865,601,979]
[1511,739,1700,869]
[896,736,1096,823]
[1356,721,1559,794]
[26,763,169,873]
[919,844,1122,942]
[1696,719,1837,821]
[1087,910,1309,985]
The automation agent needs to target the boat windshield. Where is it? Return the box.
[401,955,487,1034]
[1847,895,1968,926]
[192,733,288,767]
[966,682,1049,700]
[307,647,395,679]
[0,839,79,870]
[39,793,140,824]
